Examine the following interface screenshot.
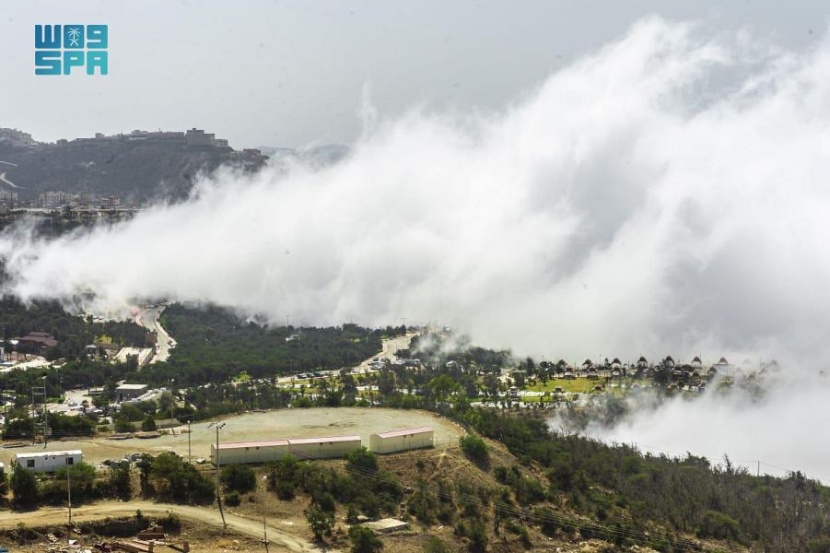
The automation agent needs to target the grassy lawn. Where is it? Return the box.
[526,378,603,394]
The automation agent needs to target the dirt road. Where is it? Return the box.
[0,500,327,553]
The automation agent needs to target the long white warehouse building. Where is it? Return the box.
[14,450,83,473]
[211,435,363,466]
[370,427,434,454]
[287,435,362,460]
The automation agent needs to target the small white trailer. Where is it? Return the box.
[287,435,362,460]
[14,450,83,473]
[211,439,290,466]
[369,426,434,454]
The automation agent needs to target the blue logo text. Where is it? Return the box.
[35,24,108,76]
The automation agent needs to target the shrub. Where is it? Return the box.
[348,526,384,553]
[114,418,136,433]
[459,435,489,466]
[225,490,241,507]
[159,512,182,532]
[423,536,451,553]
[346,447,379,474]
[221,464,257,494]
[305,505,334,542]
[11,467,39,509]
[141,416,157,432]
[697,510,741,541]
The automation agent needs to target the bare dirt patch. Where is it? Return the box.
[1,408,464,467]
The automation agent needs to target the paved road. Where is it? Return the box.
[135,306,176,363]
[0,500,328,553]
[0,171,20,188]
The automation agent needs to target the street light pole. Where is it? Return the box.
[208,421,227,531]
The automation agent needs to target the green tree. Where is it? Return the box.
[348,526,384,553]
[150,452,214,504]
[114,417,136,433]
[157,390,175,417]
[305,505,334,541]
[108,462,132,500]
[429,374,459,401]
[141,415,157,431]
[221,464,257,494]
[346,447,379,474]
[11,466,39,509]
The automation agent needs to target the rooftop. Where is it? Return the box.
[216,440,289,449]
[288,435,361,445]
[15,450,82,459]
[116,384,148,390]
[375,426,434,439]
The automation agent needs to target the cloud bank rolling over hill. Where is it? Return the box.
[3,18,830,368]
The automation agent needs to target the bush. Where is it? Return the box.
[697,510,741,541]
[466,520,489,553]
[423,536,451,553]
[108,463,132,500]
[114,418,136,433]
[348,526,384,553]
[533,506,560,537]
[225,490,241,507]
[459,435,489,466]
[809,537,830,553]
[305,505,334,542]
[275,478,295,500]
[141,416,157,432]
[221,464,257,494]
[11,466,39,509]
[160,512,182,532]
[346,447,379,474]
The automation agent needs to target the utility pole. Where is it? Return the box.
[187,419,192,464]
[262,517,269,553]
[67,462,72,539]
[208,421,227,531]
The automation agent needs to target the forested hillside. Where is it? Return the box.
[138,304,401,385]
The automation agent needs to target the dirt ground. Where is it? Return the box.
[0,407,465,467]
[0,509,297,553]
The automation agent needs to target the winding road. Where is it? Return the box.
[0,500,326,553]
[135,305,176,363]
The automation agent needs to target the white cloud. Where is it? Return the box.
[3,17,830,368]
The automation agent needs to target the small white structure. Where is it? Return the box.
[370,427,434,454]
[287,435,362,460]
[15,450,83,473]
[211,439,289,466]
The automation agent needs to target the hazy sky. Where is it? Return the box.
[2,1,828,149]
